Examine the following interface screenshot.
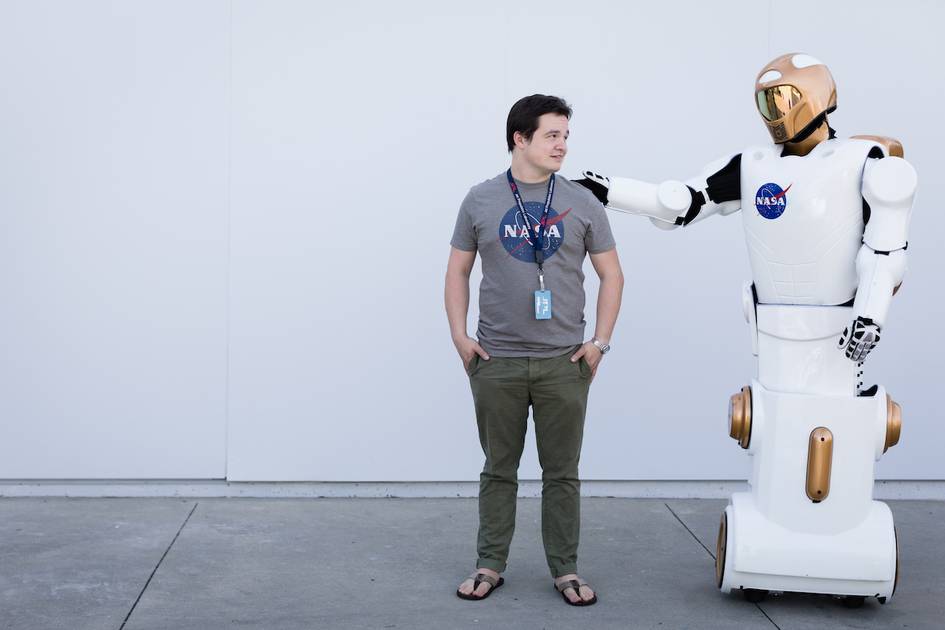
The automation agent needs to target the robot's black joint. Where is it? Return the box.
[705,154,742,203]
[677,188,706,226]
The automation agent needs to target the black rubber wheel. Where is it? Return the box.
[842,595,866,608]
[743,588,768,603]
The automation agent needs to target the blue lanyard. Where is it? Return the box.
[506,169,555,270]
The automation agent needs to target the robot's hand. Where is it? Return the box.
[838,316,882,362]
[573,171,610,205]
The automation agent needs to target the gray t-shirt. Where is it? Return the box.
[451,172,616,357]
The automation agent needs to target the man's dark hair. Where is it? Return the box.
[506,94,572,152]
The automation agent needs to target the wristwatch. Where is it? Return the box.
[591,337,611,355]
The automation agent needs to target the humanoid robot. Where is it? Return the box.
[578,53,916,605]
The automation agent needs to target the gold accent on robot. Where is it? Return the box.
[806,427,833,502]
[755,53,836,145]
[851,135,905,158]
[728,386,752,449]
[885,394,902,453]
[715,512,727,588]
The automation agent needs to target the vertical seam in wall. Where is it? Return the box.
[224,0,234,480]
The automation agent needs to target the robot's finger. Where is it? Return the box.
[583,170,610,185]
[838,329,849,347]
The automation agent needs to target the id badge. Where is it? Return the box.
[534,290,552,320]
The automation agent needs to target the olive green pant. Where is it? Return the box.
[466,347,591,578]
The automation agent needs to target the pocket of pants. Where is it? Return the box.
[465,354,480,376]
[578,357,591,379]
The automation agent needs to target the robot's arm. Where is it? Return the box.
[577,154,742,230]
[838,153,917,362]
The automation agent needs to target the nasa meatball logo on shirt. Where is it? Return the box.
[755,182,792,220]
[498,202,571,262]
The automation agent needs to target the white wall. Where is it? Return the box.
[1,0,941,481]
[0,1,229,478]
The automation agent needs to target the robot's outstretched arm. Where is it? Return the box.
[839,155,916,362]
[578,154,742,230]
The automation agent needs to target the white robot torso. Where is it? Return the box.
[739,138,879,306]
[604,135,914,330]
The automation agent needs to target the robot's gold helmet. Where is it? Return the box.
[755,53,837,144]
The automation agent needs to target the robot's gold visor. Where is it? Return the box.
[756,85,803,122]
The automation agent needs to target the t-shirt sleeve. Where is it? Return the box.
[585,199,616,254]
[450,189,478,251]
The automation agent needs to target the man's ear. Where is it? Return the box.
[513,131,529,150]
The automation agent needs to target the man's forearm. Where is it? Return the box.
[594,273,624,343]
[445,271,471,342]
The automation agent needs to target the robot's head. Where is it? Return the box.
[755,53,836,144]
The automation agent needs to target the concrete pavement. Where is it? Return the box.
[1,498,942,629]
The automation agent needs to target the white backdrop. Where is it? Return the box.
[1,0,941,482]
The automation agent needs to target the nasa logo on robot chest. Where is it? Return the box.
[755,182,792,220]
[498,202,571,262]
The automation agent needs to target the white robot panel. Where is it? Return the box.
[754,304,856,395]
[739,139,882,306]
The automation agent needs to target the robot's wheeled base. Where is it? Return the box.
[716,506,900,604]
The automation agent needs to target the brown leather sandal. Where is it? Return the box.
[456,572,505,601]
[555,577,598,606]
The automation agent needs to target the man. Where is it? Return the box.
[445,94,623,606]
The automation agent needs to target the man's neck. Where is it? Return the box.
[510,155,552,184]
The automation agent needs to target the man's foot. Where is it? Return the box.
[554,574,597,606]
[456,568,504,600]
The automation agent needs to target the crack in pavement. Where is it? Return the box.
[119,502,198,630]
[664,502,782,630]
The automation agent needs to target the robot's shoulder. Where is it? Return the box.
[850,135,904,158]
[740,144,777,159]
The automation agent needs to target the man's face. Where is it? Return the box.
[518,113,569,173]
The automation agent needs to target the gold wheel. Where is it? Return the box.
[715,512,728,588]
